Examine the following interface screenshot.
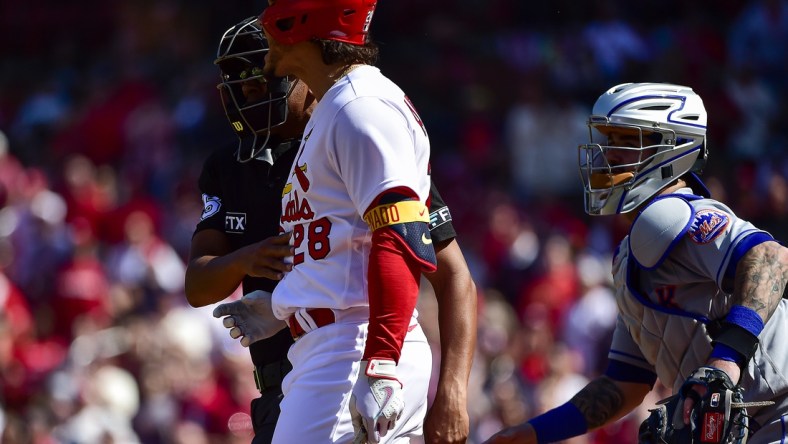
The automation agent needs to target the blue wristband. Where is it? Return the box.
[710,343,744,364]
[528,402,588,443]
[725,305,764,337]
[710,305,764,366]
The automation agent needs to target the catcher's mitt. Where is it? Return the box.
[639,367,751,444]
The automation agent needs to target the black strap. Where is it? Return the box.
[253,359,293,393]
[711,322,759,367]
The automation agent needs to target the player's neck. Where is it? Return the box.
[303,63,362,101]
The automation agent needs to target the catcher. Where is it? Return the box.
[484,83,788,444]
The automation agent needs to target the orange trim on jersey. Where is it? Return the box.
[363,201,429,232]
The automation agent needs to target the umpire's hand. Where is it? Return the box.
[213,290,287,347]
[237,232,294,280]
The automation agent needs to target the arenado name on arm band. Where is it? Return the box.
[363,201,430,231]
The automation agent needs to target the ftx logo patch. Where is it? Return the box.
[429,206,452,230]
[225,212,246,233]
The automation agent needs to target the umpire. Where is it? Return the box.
[184,16,314,442]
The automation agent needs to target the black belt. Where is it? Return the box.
[253,359,293,393]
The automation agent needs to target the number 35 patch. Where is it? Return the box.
[688,209,729,244]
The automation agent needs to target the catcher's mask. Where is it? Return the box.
[579,83,708,215]
[215,16,295,162]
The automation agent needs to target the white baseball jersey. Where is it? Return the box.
[273,65,431,320]
[270,65,433,444]
[607,188,788,433]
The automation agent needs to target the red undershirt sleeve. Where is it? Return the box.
[363,227,422,363]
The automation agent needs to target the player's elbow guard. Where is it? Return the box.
[387,221,437,271]
[364,200,437,272]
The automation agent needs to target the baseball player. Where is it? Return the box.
[254,0,441,442]
[187,14,477,444]
[484,83,788,444]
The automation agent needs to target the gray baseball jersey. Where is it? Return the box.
[607,187,788,430]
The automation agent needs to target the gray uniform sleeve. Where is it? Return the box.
[608,315,652,371]
[675,199,770,292]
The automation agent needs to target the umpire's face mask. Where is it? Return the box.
[217,58,293,162]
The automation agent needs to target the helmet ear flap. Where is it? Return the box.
[691,139,708,174]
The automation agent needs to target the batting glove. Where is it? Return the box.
[212,290,287,347]
[350,359,404,443]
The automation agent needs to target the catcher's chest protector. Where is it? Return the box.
[618,192,788,440]
[614,193,760,391]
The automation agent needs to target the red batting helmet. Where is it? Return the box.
[260,0,377,46]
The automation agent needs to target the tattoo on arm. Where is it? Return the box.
[569,377,625,429]
[734,242,787,321]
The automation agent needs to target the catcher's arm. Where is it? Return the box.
[732,241,787,324]
[683,241,788,422]
[713,240,787,368]
[570,377,652,429]
[483,376,652,444]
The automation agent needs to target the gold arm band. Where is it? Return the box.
[363,200,430,232]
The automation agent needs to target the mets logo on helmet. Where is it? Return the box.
[688,209,729,244]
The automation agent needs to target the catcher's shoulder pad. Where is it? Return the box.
[629,196,694,269]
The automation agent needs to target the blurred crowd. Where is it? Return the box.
[1,0,787,442]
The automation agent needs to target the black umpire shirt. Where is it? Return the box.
[194,139,458,369]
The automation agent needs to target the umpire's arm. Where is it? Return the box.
[423,238,477,444]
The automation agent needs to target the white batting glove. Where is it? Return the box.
[350,359,404,443]
[212,290,287,347]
